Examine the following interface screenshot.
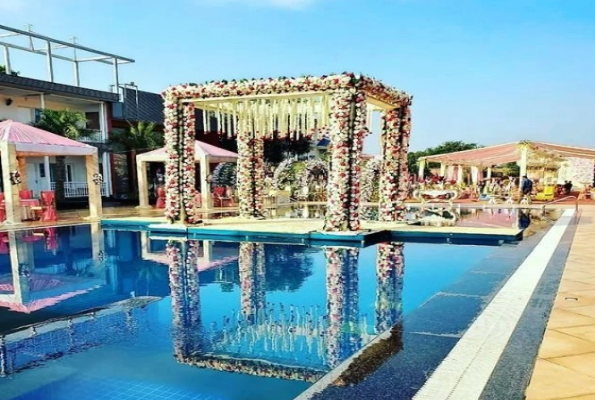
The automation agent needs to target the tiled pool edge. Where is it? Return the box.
[477,210,580,400]
[294,221,550,400]
[412,208,575,400]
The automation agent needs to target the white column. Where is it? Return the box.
[418,159,426,180]
[136,159,150,209]
[471,166,479,184]
[486,167,492,179]
[2,46,11,74]
[519,146,528,178]
[43,156,51,190]
[102,152,112,196]
[40,93,46,109]
[200,154,210,210]
[1,142,22,224]
[85,152,103,220]
[456,165,464,184]
[439,163,447,177]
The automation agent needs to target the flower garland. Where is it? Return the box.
[163,94,181,223]
[375,243,404,333]
[272,159,296,190]
[296,159,329,189]
[323,90,367,232]
[378,103,412,222]
[237,130,265,217]
[212,162,237,187]
[161,73,412,227]
[182,103,200,223]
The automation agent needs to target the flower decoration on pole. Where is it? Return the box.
[161,73,412,229]
[378,100,412,222]
[9,170,21,185]
[92,173,103,186]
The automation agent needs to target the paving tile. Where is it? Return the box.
[555,394,595,400]
[538,327,595,359]
[555,290,595,310]
[525,359,595,400]
[569,305,595,319]
[547,309,595,330]
[558,280,595,293]
[556,325,595,344]
[550,352,595,379]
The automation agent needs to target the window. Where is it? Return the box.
[39,163,46,178]
[85,112,100,130]
[49,163,74,182]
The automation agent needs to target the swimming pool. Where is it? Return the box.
[0,225,508,400]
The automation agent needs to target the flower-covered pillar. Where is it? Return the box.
[324,90,367,231]
[169,240,202,358]
[378,101,412,222]
[237,131,265,219]
[375,243,404,333]
[163,95,199,224]
[325,247,360,368]
[238,242,266,324]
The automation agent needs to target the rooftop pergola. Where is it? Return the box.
[0,120,103,224]
[417,141,595,183]
[162,73,413,231]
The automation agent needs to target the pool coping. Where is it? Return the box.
[295,211,573,400]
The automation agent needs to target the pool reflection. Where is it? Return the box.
[168,240,405,383]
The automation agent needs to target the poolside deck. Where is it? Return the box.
[100,215,524,244]
[525,207,595,400]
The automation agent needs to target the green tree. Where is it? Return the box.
[33,109,89,202]
[110,121,164,199]
[408,141,482,175]
[0,65,19,76]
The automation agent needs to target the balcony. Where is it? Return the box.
[51,182,109,198]
[79,130,108,143]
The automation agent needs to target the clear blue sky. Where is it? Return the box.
[2,0,594,154]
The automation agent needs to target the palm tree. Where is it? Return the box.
[110,121,164,199]
[33,109,89,202]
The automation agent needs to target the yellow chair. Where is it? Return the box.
[535,185,555,201]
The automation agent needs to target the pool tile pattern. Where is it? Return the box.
[12,376,224,400]
[525,207,595,400]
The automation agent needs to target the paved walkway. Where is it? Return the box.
[525,207,595,400]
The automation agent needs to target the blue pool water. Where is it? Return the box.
[0,225,496,400]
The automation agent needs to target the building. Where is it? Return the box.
[0,24,134,201]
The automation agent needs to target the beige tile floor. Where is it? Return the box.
[525,207,595,400]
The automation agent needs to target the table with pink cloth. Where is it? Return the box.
[0,199,41,220]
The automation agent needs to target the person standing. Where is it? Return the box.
[521,175,533,203]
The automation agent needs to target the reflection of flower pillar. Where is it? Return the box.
[169,240,201,358]
[238,243,266,324]
[324,90,366,232]
[379,102,412,222]
[237,129,265,218]
[375,243,405,333]
[325,247,360,368]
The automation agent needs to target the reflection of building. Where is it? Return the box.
[0,296,157,377]
[170,241,405,384]
[0,224,107,313]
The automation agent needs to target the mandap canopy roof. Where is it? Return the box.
[136,140,238,163]
[162,73,412,140]
[0,119,96,156]
[418,141,595,167]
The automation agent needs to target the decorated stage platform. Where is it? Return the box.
[100,217,524,246]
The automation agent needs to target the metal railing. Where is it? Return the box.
[78,130,107,143]
[540,196,579,213]
[50,182,108,198]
